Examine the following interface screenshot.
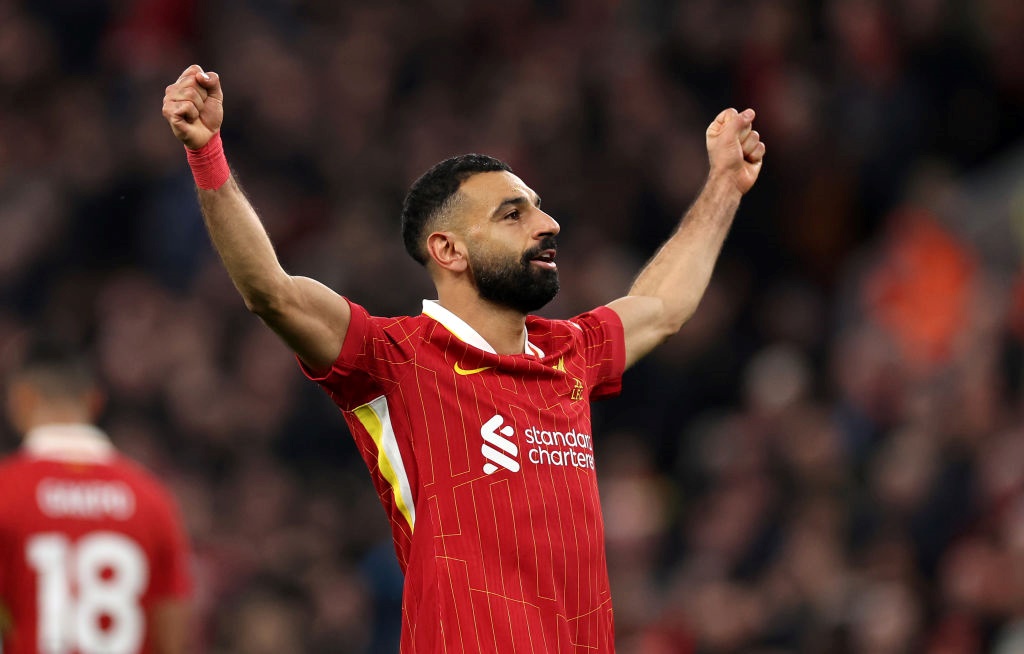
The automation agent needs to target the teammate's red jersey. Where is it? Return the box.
[0,425,193,654]
[303,299,626,653]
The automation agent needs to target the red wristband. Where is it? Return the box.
[185,132,231,190]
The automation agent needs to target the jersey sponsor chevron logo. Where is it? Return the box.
[481,414,520,474]
[454,362,492,376]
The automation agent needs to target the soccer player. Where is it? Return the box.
[0,343,193,654]
[162,64,764,652]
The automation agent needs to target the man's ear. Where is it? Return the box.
[86,388,106,423]
[6,381,38,436]
[426,232,469,273]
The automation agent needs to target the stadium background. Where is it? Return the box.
[2,0,1024,652]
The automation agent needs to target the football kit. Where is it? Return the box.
[303,299,626,653]
[0,425,192,654]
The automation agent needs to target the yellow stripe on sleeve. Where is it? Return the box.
[353,396,416,532]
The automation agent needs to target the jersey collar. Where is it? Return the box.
[23,424,115,463]
[421,300,545,357]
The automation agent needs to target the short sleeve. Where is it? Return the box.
[297,299,390,410]
[0,466,14,601]
[147,492,193,601]
[0,518,7,602]
[570,306,626,400]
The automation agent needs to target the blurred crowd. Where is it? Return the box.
[1,0,1024,652]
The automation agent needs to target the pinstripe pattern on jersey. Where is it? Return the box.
[308,300,626,653]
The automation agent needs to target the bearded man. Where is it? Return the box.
[162,64,764,654]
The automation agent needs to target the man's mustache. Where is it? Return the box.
[522,237,559,263]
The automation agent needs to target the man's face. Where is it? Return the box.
[457,171,561,314]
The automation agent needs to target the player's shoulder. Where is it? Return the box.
[0,449,24,470]
[0,452,41,521]
[379,312,447,358]
[566,306,623,335]
[527,310,606,336]
[529,307,624,354]
[355,301,430,338]
[379,312,430,334]
[0,450,36,481]
[104,455,178,506]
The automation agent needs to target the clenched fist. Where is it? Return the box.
[162,64,224,150]
[706,108,765,196]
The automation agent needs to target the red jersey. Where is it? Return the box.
[303,300,626,653]
[0,425,192,654]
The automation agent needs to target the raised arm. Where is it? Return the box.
[162,65,349,372]
[606,108,765,369]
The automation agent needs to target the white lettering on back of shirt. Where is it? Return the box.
[36,479,136,521]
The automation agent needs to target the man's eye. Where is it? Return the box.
[506,210,520,220]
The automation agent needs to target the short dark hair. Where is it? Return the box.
[12,339,97,401]
[400,154,512,265]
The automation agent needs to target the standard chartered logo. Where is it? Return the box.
[481,414,595,474]
[481,415,520,474]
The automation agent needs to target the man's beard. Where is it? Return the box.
[470,238,559,314]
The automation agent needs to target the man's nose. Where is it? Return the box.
[534,210,560,237]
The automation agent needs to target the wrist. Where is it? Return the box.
[185,132,230,190]
[704,170,744,202]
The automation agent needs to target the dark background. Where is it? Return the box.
[1,0,1023,652]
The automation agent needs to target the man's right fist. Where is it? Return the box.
[162,64,224,150]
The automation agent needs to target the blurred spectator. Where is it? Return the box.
[0,0,1022,651]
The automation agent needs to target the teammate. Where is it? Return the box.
[0,343,193,654]
[162,64,764,653]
